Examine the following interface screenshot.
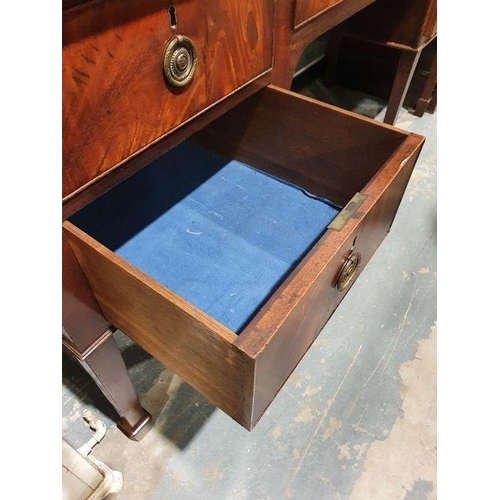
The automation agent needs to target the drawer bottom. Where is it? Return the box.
[70,141,341,334]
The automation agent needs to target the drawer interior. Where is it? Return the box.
[70,140,341,334]
[69,86,408,337]
[193,86,408,208]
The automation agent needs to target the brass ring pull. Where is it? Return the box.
[336,250,361,291]
[163,35,197,87]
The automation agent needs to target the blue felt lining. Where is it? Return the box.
[70,141,341,333]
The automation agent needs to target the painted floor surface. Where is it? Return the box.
[62,84,437,500]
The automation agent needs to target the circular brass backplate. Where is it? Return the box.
[163,35,197,87]
[336,250,361,292]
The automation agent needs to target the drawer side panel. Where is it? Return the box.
[63,222,247,426]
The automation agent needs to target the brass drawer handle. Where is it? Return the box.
[336,250,361,291]
[163,35,197,88]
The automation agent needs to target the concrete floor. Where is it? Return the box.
[62,80,437,499]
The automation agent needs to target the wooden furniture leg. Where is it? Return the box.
[271,0,375,90]
[79,335,153,441]
[323,30,343,87]
[63,233,152,441]
[414,46,437,117]
[384,48,421,124]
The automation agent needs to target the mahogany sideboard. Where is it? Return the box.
[325,0,437,124]
[62,0,425,440]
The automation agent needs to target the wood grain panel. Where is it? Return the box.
[62,0,89,10]
[294,0,345,29]
[62,0,274,201]
[63,222,247,426]
[236,134,424,427]
[62,74,271,219]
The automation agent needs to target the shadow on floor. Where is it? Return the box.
[62,331,216,450]
[291,40,436,121]
[62,352,120,423]
[292,59,386,119]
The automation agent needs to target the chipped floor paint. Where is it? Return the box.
[62,96,437,499]
[349,327,437,499]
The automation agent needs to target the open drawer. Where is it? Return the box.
[63,86,424,430]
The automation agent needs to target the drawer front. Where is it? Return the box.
[62,0,274,201]
[63,87,424,431]
[294,0,345,29]
[236,134,423,426]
